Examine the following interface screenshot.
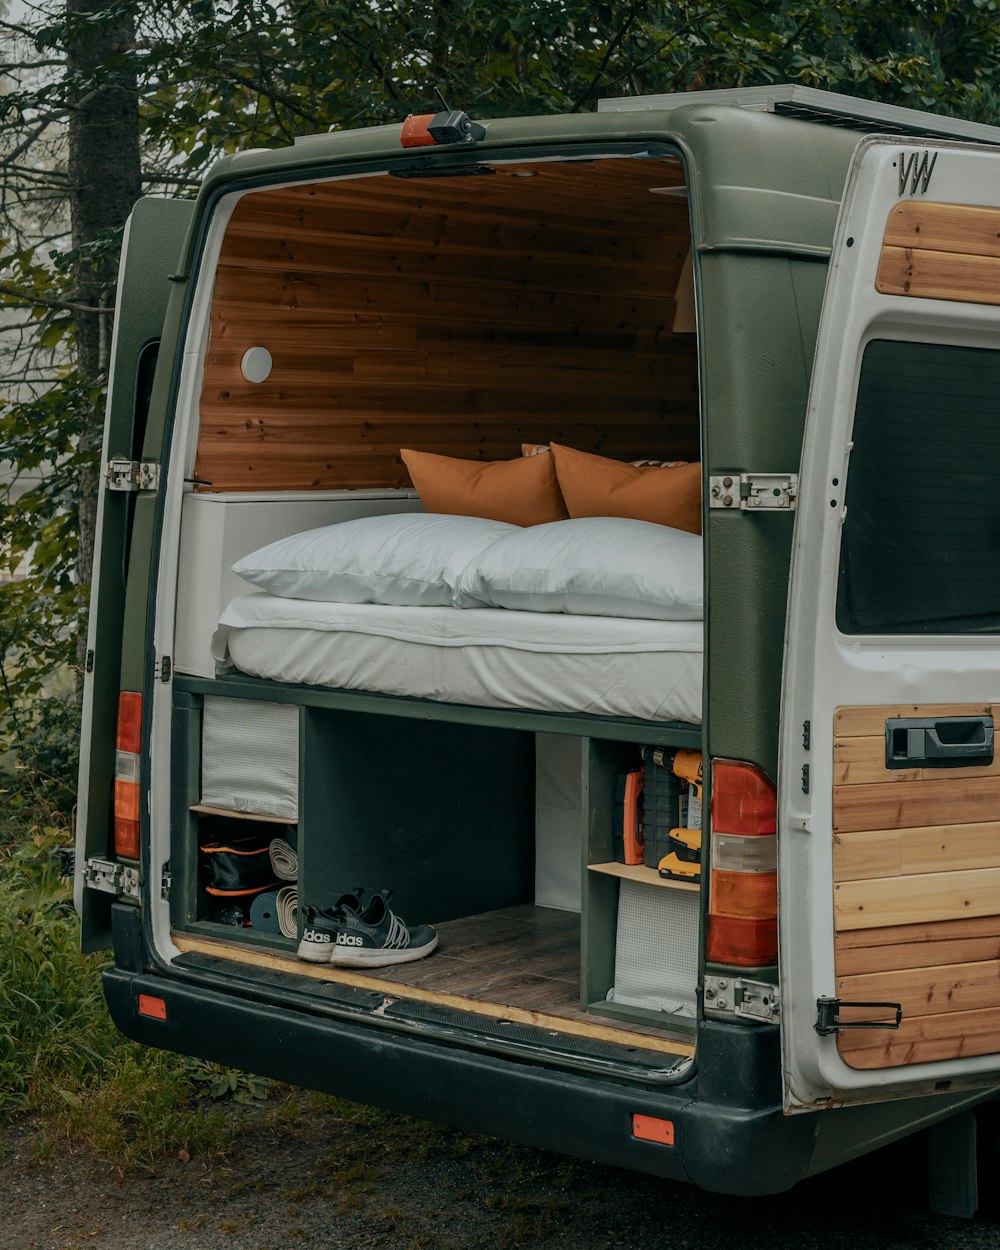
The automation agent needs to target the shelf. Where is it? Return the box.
[190,804,296,825]
[588,861,700,892]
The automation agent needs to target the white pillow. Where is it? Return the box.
[454,516,703,620]
[232,512,517,605]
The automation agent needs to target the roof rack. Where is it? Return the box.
[598,84,1000,146]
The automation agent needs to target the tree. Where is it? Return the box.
[3,0,1000,768]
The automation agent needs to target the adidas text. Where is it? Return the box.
[303,928,331,944]
[336,933,364,946]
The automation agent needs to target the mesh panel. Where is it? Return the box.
[609,880,698,1017]
[534,733,582,913]
[201,697,299,819]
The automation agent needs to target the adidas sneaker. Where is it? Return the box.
[297,887,367,963]
[329,889,438,968]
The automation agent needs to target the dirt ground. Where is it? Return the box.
[5,1089,1000,1250]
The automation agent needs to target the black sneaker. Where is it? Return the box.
[329,889,438,968]
[297,888,367,963]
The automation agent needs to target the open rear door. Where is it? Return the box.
[780,135,1000,1110]
[75,197,193,950]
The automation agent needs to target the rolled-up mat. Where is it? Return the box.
[276,885,298,938]
[268,837,298,881]
[249,890,282,934]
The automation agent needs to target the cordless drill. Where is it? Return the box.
[657,749,703,882]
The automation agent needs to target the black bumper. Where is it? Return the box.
[103,965,818,1195]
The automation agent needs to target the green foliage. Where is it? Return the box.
[0,808,267,1170]
[0,823,123,1115]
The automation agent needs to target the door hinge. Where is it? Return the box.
[161,864,172,900]
[160,655,172,683]
[85,648,95,673]
[815,995,902,1036]
[708,473,798,511]
[83,857,140,900]
[106,459,160,493]
[704,976,780,1023]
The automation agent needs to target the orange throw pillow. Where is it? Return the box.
[549,443,701,534]
[400,448,569,527]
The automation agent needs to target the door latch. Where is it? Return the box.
[704,976,780,1022]
[815,995,902,1035]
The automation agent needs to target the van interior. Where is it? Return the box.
[165,151,704,1066]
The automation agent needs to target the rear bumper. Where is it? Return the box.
[103,965,818,1195]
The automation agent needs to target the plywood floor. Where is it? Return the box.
[362,904,583,1016]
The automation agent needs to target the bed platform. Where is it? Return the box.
[212,592,704,724]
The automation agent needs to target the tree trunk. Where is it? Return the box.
[66,0,141,676]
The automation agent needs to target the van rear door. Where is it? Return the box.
[779,136,1000,1110]
[75,197,193,951]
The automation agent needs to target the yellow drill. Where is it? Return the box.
[657,750,703,882]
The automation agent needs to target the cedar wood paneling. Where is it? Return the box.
[833,704,1000,1070]
[195,157,698,491]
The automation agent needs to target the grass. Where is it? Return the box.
[0,766,263,1172]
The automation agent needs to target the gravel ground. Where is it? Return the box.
[5,1091,1000,1250]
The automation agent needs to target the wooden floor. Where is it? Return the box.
[174,904,692,1053]
[363,904,583,1017]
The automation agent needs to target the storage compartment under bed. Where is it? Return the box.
[170,688,701,1047]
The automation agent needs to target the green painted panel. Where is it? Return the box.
[700,253,831,777]
[80,198,193,952]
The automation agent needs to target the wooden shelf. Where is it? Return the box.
[190,804,296,825]
[588,861,700,892]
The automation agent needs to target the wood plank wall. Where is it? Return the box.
[876,201,1000,305]
[195,158,697,492]
[832,703,1000,1070]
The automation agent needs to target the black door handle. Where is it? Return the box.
[885,715,994,769]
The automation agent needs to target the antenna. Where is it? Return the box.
[433,87,450,113]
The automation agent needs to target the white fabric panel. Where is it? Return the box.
[212,594,703,724]
[534,734,583,913]
[608,880,699,1017]
[201,696,299,820]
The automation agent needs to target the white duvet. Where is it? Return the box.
[212,592,703,723]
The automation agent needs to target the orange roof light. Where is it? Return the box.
[400,108,485,148]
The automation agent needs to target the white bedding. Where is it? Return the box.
[212,592,703,723]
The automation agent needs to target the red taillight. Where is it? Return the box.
[114,691,142,858]
[710,759,776,836]
[706,759,778,967]
[116,690,142,753]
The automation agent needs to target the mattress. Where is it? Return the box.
[211,592,703,723]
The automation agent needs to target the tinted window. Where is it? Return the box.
[837,339,1000,634]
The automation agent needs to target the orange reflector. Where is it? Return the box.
[138,994,167,1021]
[632,1113,675,1146]
[400,113,436,147]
